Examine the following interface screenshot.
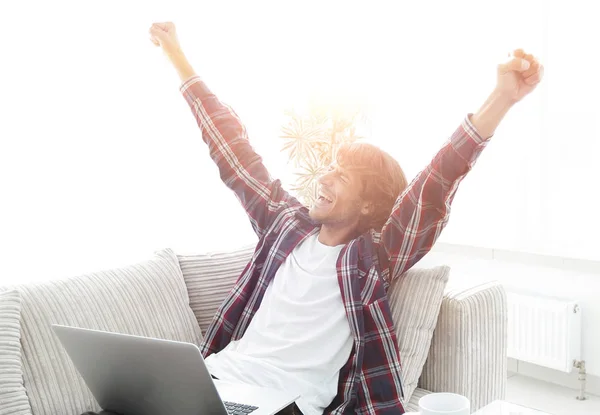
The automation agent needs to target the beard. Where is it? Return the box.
[309,200,362,226]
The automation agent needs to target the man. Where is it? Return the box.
[149,22,543,415]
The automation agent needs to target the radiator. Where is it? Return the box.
[507,291,582,373]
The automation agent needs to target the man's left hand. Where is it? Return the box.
[495,49,544,104]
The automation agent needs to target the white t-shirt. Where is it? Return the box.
[205,233,353,415]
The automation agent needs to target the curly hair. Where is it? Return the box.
[336,142,408,233]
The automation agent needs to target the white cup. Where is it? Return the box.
[405,393,470,415]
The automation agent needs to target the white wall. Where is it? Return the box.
[417,243,600,378]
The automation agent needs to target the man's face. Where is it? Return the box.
[309,164,367,227]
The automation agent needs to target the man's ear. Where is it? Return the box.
[360,201,374,216]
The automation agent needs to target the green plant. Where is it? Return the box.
[280,106,365,206]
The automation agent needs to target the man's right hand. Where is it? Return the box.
[149,22,181,57]
[149,22,196,82]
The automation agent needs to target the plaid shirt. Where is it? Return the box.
[180,76,488,414]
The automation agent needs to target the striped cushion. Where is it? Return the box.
[9,248,203,415]
[0,291,32,415]
[178,245,255,334]
[388,266,450,405]
[420,281,507,411]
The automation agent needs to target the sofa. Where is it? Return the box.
[0,245,507,415]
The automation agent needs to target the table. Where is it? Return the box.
[472,400,553,415]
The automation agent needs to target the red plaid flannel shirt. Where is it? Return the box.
[180,76,488,414]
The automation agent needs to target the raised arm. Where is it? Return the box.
[150,22,302,237]
[380,49,544,279]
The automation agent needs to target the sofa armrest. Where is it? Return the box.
[418,281,507,412]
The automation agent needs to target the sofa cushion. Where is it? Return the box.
[10,248,203,415]
[0,290,32,415]
[178,245,255,334]
[388,266,450,405]
[419,281,507,412]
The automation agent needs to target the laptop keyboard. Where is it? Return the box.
[223,401,259,415]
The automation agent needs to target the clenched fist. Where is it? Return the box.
[149,22,196,82]
[496,49,544,103]
[149,22,181,57]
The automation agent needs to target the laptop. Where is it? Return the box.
[51,324,299,415]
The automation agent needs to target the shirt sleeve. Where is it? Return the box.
[180,76,303,237]
[379,115,489,279]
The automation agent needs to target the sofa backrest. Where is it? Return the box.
[1,243,450,414]
[177,245,255,335]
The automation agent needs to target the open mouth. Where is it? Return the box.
[317,192,333,205]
